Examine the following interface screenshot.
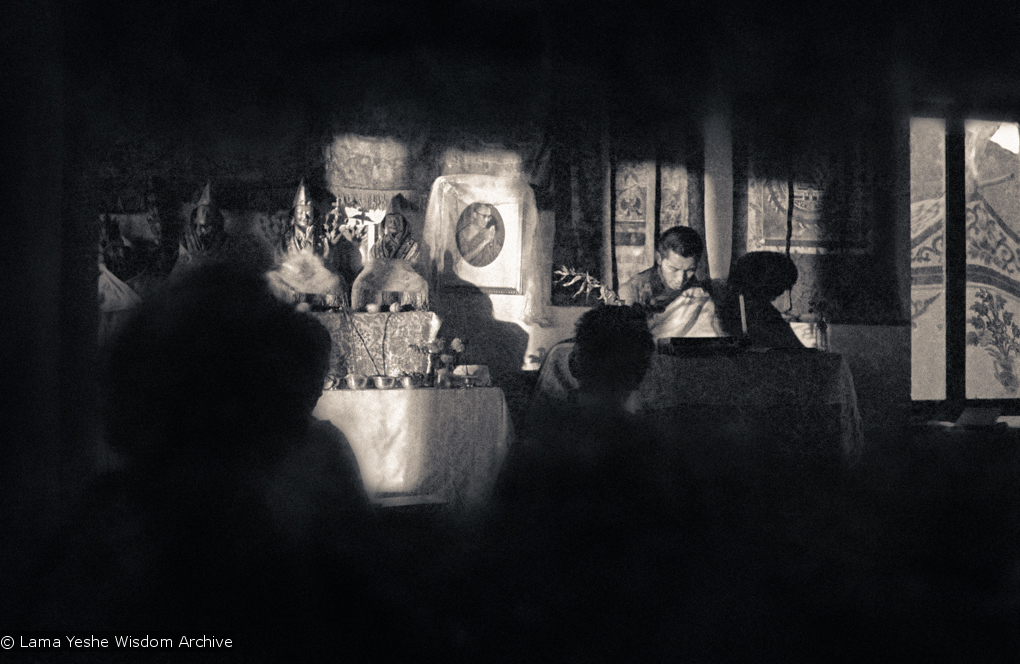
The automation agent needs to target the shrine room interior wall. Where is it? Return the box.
[733,112,913,440]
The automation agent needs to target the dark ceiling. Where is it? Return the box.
[54,0,1020,184]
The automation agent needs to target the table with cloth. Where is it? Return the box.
[530,342,863,464]
[312,386,513,508]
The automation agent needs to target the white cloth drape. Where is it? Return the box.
[424,174,548,323]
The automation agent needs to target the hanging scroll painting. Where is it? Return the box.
[658,164,689,231]
[614,161,657,288]
[746,148,874,254]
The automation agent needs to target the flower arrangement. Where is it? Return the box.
[554,266,621,305]
[967,288,1020,393]
[409,337,466,386]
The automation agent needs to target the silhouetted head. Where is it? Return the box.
[570,305,655,396]
[103,262,331,468]
[656,226,704,291]
[728,251,799,301]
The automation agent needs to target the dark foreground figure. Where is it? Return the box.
[33,260,434,662]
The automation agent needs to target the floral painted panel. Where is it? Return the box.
[965,120,1020,397]
[910,118,946,400]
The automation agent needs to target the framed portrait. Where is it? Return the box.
[432,175,525,294]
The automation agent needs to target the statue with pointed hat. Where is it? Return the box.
[267,179,350,310]
[175,181,226,271]
[288,179,316,254]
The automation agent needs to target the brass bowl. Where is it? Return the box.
[345,375,371,390]
[373,375,397,389]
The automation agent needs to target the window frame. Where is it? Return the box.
[912,111,1020,419]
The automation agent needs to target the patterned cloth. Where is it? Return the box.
[311,311,440,378]
[312,387,512,509]
[530,342,863,463]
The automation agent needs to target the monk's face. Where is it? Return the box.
[657,249,698,291]
[472,205,494,228]
[383,214,403,235]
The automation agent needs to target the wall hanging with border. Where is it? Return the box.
[424,174,536,295]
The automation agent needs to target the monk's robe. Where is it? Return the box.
[647,285,724,339]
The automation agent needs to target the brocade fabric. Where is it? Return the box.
[311,311,439,377]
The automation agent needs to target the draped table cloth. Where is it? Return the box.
[530,343,863,464]
[312,387,512,508]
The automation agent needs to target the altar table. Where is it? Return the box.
[312,387,512,508]
[531,343,863,463]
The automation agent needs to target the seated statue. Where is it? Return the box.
[617,226,723,339]
[267,181,349,310]
[173,183,227,274]
[352,212,427,311]
[369,213,419,262]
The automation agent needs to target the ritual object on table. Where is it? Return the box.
[452,364,491,387]
[409,336,466,387]
[351,212,428,312]
[266,181,350,310]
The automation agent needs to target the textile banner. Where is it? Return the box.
[746,148,874,255]
[324,134,431,210]
[659,164,688,231]
[311,310,440,378]
[614,161,657,289]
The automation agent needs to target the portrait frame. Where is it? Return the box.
[432,175,525,295]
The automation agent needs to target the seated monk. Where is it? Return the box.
[718,251,804,348]
[617,226,723,339]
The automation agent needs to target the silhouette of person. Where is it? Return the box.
[463,305,691,661]
[719,251,804,348]
[40,260,429,660]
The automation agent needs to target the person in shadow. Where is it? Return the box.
[456,305,697,662]
[39,258,426,661]
[718,250,805,348]
[430,276,531,420]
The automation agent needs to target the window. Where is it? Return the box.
[911,116,1020,406]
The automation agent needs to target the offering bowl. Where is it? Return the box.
[345,375,371,390]
[373,375,397,389]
